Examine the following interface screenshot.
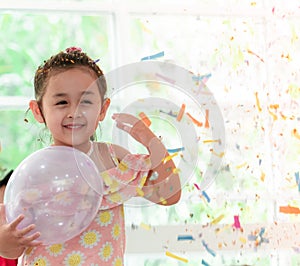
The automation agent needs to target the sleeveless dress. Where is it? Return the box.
[21,142,150,266]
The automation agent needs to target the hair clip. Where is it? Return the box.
[65,47,82,53]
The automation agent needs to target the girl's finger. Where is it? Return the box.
[17,224,36,237]
[9,214,25,230]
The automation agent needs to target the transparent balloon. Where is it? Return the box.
[4,146,103,245]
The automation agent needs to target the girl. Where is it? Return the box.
[0,47,181,265]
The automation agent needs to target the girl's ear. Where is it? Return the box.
[98,98,110,122]
[29,100,45,123]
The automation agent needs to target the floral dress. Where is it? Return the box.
[21,142,150,266]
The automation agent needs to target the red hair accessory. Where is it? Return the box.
[65,47,82,53]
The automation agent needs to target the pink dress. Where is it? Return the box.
[21,142,150,266]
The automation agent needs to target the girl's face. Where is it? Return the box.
[30,68,109,152]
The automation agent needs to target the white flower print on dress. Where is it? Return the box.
[99,242,113,262]
[46,243,65,257]
[96,210,114,226]
[111,223,121,240]
[63,250,86,266]
[113,256,123,266]
[79,229,101,248]
[31,255,50,266]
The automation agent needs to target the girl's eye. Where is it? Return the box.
[81,100,92,104]
[55,100,68,105]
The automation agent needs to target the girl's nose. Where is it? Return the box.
[67,106,82,118]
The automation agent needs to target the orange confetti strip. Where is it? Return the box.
[211,149,225,157]
[165,251,188,263]
[186,112,203,127]
[255,92,262,112]
[205,109,209,128]
[269,104,279,109]
[268,109,278,121]
[292,129,300,140]
[260,172,265,182]
[247,49,264,63]
[177,104,186,121]
[138,112,151,127]
[279,205,300,214]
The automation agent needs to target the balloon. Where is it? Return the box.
[4,146,103,245]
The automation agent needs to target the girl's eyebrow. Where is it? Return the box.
[52,91,94,98]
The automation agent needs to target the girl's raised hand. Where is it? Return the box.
[0,204,42,259]
[112,113,156,147]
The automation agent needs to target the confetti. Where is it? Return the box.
[162,152,179,163]
[138,112,151,127]
[233,215,242,229]
[202,240,216,257]
[141,51,164,61]
[167,147,185,153]
[292,128,300,140]
[247,49,264,62]
[204,109,209,128]
[177,235,195,241]
[255,92,262,112]
[295,171,300,192]
[159,109,177,118]
[279,205,300,214]
[211,214,225,225]
[165,251,188,263]
[136,187,144,197]
[177,104,186,122]
[140,222,151,230]
[155,73,175,84]
[186,112,203,127]
[201,259,210,266]
[202,190,210,203]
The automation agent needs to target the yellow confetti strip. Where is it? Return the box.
[140,222,151,230]
[159,197,167,205]
[203,139,220,144]
[236,162,247,169]
[165,251,188,263]
[172,168,181,174]
[136,187,144,197]
[162,152,179,163]
[210,214,225,225]
[239,237,247,244]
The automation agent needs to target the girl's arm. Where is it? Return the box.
[112,113,181,205]
[0,204,42,259]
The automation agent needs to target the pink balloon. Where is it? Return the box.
[4,146,103,245]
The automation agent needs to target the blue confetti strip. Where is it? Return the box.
[201,259,210,266]
[167,147,185,153]
[141,51,164,61]
[295,171,300,192]
[177,235,195,241]
[201,240,216,257]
